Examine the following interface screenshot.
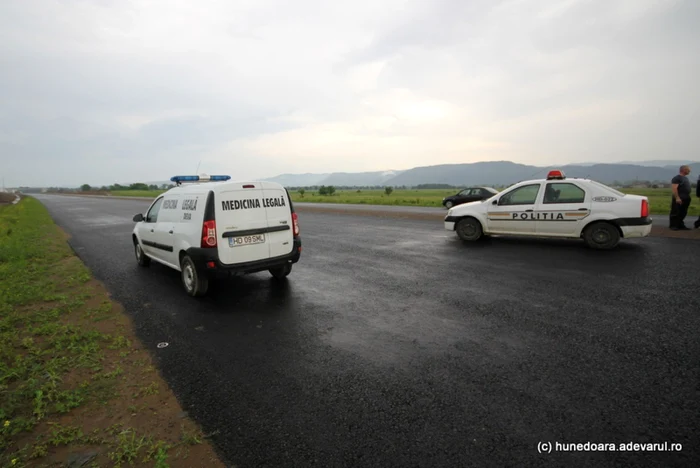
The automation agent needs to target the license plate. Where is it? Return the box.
[229,234,266,247]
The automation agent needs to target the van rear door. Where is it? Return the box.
[260,183,294,258]
[216,183,272,265]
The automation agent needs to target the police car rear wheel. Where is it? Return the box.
[134,240,150,267]
[456,218,482,242]
[181,255,209,297]
[583,222,620,250]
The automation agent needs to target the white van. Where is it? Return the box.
[131,174,302,297]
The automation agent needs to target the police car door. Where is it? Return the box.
[487,183,542,234]
[535,181,592,236]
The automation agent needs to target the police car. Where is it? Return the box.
[131,174,302,297]
[444,170,652,249]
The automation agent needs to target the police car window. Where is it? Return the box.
[499,184,540,205]
[543,183,585,204]
[589,180,625,197]
[146,197,164,223]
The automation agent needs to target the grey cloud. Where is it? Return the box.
[340,0,494,67]
[351,0,700,122]
[1,0,699,187]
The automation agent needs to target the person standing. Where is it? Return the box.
[669,165,692,230]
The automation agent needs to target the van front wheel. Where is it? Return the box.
[134,240,150,267]
[269,264,292,279]
[181,255,209,297]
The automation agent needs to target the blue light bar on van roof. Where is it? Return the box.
[170,175,231,183]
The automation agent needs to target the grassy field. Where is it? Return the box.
[107,187,699,217]
[0,197,223,467]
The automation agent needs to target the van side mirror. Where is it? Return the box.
[133,213,144,222]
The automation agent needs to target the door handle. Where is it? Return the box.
[525,209,533,212]
[150,229,154,232]
[169,230,173,234]
[578,208,588,211]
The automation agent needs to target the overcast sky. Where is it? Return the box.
[1,0,698,187]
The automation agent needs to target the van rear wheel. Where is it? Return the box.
[269,263,292,279]
[181,255,209,297]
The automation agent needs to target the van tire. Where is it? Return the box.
[583,222,620,250]
[269,264,292,279]
[181,255,209,297]
[134,239,151,267]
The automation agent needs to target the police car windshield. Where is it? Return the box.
[588,180,626,197]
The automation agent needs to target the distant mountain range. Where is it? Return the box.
[262,161,700,188]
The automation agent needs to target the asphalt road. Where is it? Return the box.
[59,195,690,228]
[33,194,699,467]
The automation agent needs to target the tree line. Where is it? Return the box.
[79,183,175,192]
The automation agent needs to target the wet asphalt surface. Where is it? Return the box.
[32,194,699,467]
[81,196,681,227]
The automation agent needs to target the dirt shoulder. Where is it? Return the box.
[0,197,226,467]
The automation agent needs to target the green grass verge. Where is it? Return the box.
[0,197,222,467]
[107,187,698,217]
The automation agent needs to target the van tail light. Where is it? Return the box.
[292,212,299,236]
[201,220,217,248]
[641,199,649,218]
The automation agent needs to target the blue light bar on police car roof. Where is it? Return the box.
[170,175,231,183]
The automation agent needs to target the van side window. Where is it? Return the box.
[543,183,585,204]
[146,197,164,223]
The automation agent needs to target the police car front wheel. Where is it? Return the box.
[583,222,620,250]
[456,217,483,242]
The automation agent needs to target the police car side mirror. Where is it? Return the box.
[133,213,144,222]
